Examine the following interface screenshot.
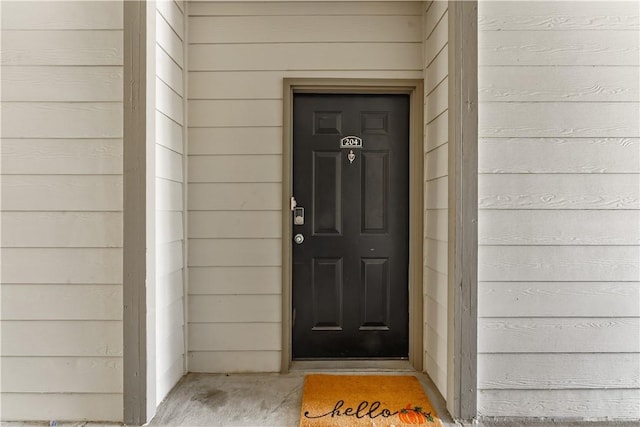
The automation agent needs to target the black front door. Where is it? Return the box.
[292,94,410,359]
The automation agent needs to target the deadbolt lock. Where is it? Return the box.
[293,207,304,225]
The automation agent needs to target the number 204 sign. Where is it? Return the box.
[340,136,363,148]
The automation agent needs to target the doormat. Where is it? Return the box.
[299,374,442,427]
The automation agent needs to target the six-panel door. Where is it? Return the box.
[292,94,410,358]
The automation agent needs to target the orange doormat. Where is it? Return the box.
[299,374,442,427]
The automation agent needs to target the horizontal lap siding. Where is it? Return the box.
[478,1,640,420]
[187,1,422,373]
[1,285,122,320]
[1,139,122,175]
[478,389,640,419]
[189,44,422,71]
[478,353,640,390]
[423,0,448,397]
[2,67,123,102]
[155,0,186,405]
[0,31,123,66]
[2,103,123,139]
[0,394,123,422]
[0,1,123,421]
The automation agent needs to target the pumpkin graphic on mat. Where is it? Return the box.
[398,404,434,424]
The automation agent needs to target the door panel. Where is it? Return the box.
[312,152,342,235]
[292,94,409,359]
[360,257,390,330]
[312,257,343,330]
[361,151,389,233]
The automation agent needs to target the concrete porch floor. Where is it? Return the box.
[147,372,639,427]
[1,372,637,427]
[148,371,455,427]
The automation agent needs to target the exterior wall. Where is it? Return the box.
[0,1,124,421]
[154,0,187,405]
[423,0,449,398]
[186,1,423,372]
[477,1,640,419]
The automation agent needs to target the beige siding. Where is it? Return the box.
[0,2,124,421]
[187,1,422,372]
[478,1,640,419]
[155,0,186,406]
[422,0,448,398]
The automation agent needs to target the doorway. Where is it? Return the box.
[281,79,424,368]
[291,94,410,358]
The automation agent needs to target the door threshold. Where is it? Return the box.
[290,359,415,372]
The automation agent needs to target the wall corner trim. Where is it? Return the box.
[447,0,479,421]
[123,0,148,424]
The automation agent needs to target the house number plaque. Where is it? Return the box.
[340,136,363,148]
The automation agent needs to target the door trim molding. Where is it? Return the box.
[281,79,424,372]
